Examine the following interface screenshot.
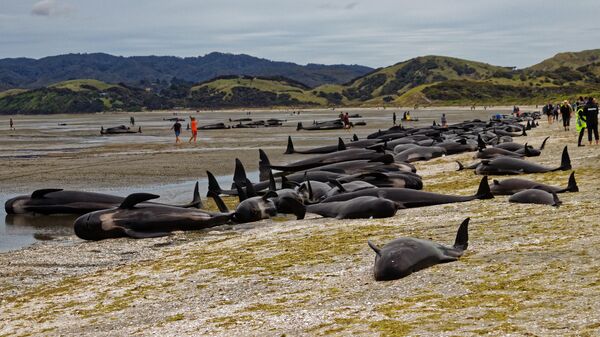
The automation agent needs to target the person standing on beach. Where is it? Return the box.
[576,105,587,147]
[441,113,448,127]
[130,116,135,126]
[189,117,198,143]
[584,97,599,145]
[543,102,553,124]
[9,118,14,130]
[560,100,572,131]
[343,112,351,129]
[393,112,397,126]
[171,120,182,143]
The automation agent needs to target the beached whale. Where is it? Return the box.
[198,123,230,130]
[101,125,142,135]
[456,146,572,175]
[368,218,470,281]
[73,193,231,241]
[508,189,561,207]
[307,196,398,219]
[321,176,493,208]
[490,172,578,195]
[5,183,202,215]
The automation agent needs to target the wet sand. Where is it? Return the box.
[1,107,599,336]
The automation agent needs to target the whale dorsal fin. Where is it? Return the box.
[262,191,278,200]
[119,193,160,209]
[493,179,500,185]
[338,137,347,151]
[329,179,346,192]
[31,189,63,199]
[368,241,382,256]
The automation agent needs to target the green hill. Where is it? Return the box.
[527,49,600,72]
[184,76,324,108]
[0,79,170,114]
[4,50,600,114]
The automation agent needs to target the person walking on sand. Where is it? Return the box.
[441,113,448,127]
[171,120,182,144]
[584,97,599,145]
[189,117,198,143]
[9,118,14,130]
[130,116,135,126]
[393,112,397,126]
[576,105,587,147]
[560,100,573,131]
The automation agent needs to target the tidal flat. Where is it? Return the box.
[1,107,599,336]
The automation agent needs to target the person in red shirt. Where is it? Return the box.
[189,116,198,143]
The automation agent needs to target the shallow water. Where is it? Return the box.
[0,171,259,252]
[0,107,506,252]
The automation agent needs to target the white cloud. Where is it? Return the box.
[31,0,74,17]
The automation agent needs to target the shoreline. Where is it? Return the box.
[2,108,599,336]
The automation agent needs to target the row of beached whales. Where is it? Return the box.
[5,111,579,280]
[100,115,367,134]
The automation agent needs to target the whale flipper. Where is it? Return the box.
[119,193,160,209]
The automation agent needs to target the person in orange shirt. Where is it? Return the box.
[189,116,198,143]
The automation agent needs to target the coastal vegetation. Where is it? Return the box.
[3,49,600,114]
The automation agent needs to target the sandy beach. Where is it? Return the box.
[1,107,599,336]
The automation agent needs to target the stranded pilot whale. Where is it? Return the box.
[73,193,230,241]
[5,183,202,215]
[490,172,578,195]
[368,218,469,281]
[508,188,562,207]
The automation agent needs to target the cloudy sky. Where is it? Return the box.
[1,0,600,68]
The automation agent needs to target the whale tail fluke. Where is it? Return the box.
[368,241,382,256]
[259,149,271,182]
[453,218,470,251]
[539,137,549,150]
[567,172,579,192]
[456,161,465,171]
[475,176,494,200]
[552,191,562,207]
[285,136,295,154]
[208,191,230,213]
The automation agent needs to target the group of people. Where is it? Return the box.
[543,97,599,146]
[170,116,198,144]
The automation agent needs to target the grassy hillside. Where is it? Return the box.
[0,79,170,114]
[527,49,600,71]
[185,75,325,108]
[5,50,600,113]
[49,79,119,91]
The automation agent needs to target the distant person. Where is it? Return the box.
[393,112,397,126]
[584,97,599,145]
[171,120,182,143]
[553,103,559,122]
[130,116,135,126]
[576,105,587,147]
[343,112,351,129]
[543,102,554,124]
[560,100,572,131]
[186,123,190,130]
[189,117,198,143]
[9,118,14,130]
[441,113,448,127]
